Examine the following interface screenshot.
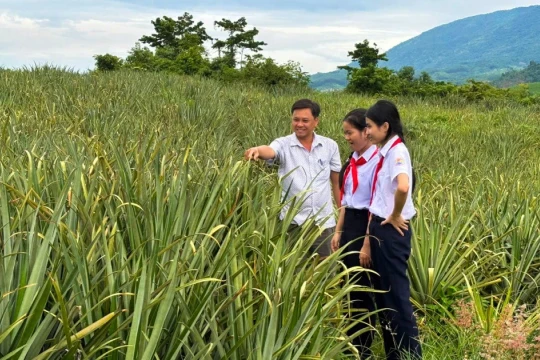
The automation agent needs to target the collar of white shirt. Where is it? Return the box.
[379,135,400,157]
[290,132,323,148]
[352,144,378,161]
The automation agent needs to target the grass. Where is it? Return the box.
[0,66,539,359]
[511,81,540,95]
[528,82,540,94]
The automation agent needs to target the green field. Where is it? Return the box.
[511,82,540,95]
[528,82,540,94]
[1,68,539,359]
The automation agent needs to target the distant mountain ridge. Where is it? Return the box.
[310,5,540,90]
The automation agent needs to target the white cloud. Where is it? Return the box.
[0,10,153,69]
[0,12,47,29]
[1,1,539,73]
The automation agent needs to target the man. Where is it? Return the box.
[244,98,341,257]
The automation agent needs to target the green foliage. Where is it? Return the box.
[495,61,540,87]
[174,45,211,75]
[339,40,392,94]
[139,13,212,59]
[212,17,267,68]
[92,13,305,88]
[124,43,156,71]
[213,55,309,89]
[238,55,309,87]
[0,68,358,359]
[527,82,540,94]
[409,299,540,359]
[312,6,540,87]
[456,80,508,101]
[310,68,348,90]
[397,66,415,82]
[339,41,540,104]
[385,6,540,83]
[1,67,539,359]
[344,65,394,93]
[342,39,388,69]
[93,53,123,71]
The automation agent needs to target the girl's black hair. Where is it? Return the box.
[365,100,405,143]
[343,108,368,131]
[365,100,417,192]
[339,108,367,189]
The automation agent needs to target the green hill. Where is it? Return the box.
[309,68,348,90]
[529,82,540,94]
[494,61,540,87]
[311,5,540,90]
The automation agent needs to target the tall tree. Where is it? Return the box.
[124,43,156,70]
[240,54,309,87]
[94,54,123,71]
[418,71,434,84]
[139,13,212,60]
[338,40,391,94]
[338,39,388,72]
[397,66,415,82]
[212,17,266,68]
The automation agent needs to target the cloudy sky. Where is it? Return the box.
[1,0,539,74]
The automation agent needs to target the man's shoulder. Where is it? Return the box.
[272,134,296,144]
[316,134,339,148]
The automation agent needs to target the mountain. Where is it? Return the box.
[310,5,540,90]
[309,68,348,90]
[493,61,540,87]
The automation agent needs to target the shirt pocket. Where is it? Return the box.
[313,158,329,176]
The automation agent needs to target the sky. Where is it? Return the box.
[1,0,539,74]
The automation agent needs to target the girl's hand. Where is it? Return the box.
[331,232,341,253]
[381,214,409,236]
[359,240,371,268]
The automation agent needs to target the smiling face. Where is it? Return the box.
[292,108,318,140]
[343,120,371,153]
[365,117,389,145]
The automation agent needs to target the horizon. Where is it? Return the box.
[1,1,539,74]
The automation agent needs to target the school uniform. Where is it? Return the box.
[368,135,422,360]
[339,144,378,358]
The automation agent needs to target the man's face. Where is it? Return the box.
[291,108,318,140]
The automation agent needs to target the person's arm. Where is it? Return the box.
[330,171,340,208]
[382,173,410,236]
[329,143,342,207]
[359,214,372,267]
[331,207,345,252]
[391,173,409,217]
[380,149,411,235]
[244,146,276,160]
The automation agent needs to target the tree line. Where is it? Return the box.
[339,40,540,104]
[94,13,309,88]
[493,61,540,88]
[94,13,540,104]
